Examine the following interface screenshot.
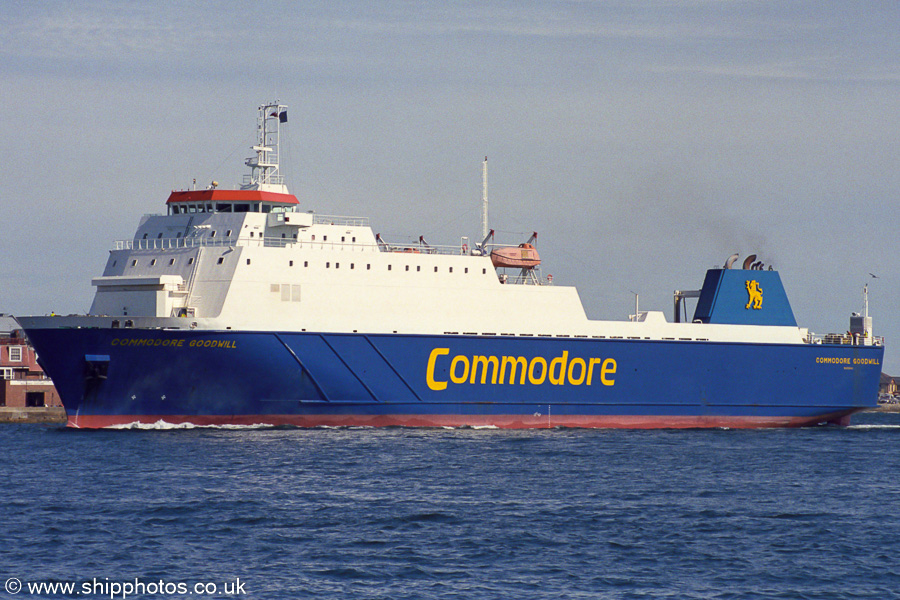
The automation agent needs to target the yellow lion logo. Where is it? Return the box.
[745,280,763,310]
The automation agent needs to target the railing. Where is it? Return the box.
[806,332,884,346]
[313,214,370,227]
[115,238,241,250]
[114,236,468,255]
[378,243,469,257]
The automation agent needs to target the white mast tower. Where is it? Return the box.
[241,102,289,194]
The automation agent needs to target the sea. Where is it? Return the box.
[3,412,900,600]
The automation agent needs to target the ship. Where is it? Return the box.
[17,103,884,429]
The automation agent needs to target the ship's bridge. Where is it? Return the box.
[166,189,299,215]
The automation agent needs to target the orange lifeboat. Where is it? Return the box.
[490,243,541,269]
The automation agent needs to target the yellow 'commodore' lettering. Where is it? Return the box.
[426,347,616,391]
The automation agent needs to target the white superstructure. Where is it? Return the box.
[87,102,808,345]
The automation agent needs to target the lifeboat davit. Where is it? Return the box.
[490,243,541,269]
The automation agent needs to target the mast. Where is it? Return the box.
[241,102,289,193]
[481,156,489,241]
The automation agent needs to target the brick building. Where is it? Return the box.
[0,315,62,409]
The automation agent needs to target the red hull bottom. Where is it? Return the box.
[67,411,859,429]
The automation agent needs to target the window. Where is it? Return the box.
[169,259,175,265]
[341,236,345,242]
[157,233,163,239]
[304,261,308,267]
[112,260,117,267]
[434,266,438,272]
[336,263,340,269]
[246,259,251,265]
[188,258,194,265]
[326,262,330,268]
[226,230,232,236]
[131,260,137,267]
[210,231,217,238]
[417,266,421,272]
[289,260,294,267]
[465,268,469,274]
[142,233,148,239]
[0,367,12,380]
[323,235,328,241]
[176,232,182,238]
[351,263,355,270]
[352,237,356,242]
[150,259,157,266]
[483,268,487,274]
[405,265,409,271]
[388,265,392,271]
[250,232,254,237]
[8,346,23,362]
[449,267,453,273]
[367,264,370,270]
[217,257,224,264]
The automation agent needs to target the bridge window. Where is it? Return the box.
[216,203,232,212]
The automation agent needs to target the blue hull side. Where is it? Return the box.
[22,328,883,428]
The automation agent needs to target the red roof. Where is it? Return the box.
[166,190,299,204]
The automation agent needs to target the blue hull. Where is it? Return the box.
[22,327,882,428]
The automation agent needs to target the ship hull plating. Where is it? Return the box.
[23,326,882,429]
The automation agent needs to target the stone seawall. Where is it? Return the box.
[0,406,67,424]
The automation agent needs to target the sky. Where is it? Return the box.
[1,1,899,370]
